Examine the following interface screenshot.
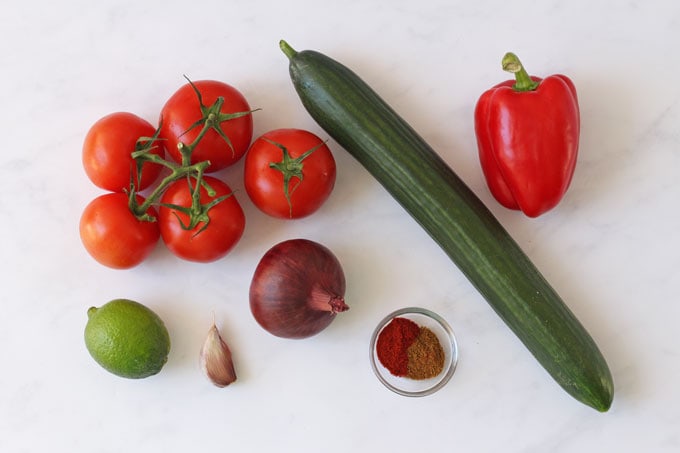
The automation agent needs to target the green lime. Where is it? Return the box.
[84,299,171,379]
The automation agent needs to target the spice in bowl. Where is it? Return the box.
[370,307,457,397]
[376,317,445,380]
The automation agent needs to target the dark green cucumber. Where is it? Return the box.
[280,40,613,411]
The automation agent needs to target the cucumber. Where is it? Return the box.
[280,40,613,411]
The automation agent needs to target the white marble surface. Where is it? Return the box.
[2,0,679,451]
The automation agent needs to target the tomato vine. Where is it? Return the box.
[127,77,257,230]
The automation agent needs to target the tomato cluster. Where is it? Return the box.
[80,78,336,269]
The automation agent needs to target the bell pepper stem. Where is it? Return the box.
[502,52,539,92]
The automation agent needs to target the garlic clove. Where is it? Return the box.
[200,322,237,387]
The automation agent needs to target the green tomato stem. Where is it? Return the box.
[502,52,540,92]
[129,159,210,220]
[265,138,326,218]
[127,76,257,230]
[181,80,259,162]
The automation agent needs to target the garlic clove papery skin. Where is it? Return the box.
[200,323,237,388]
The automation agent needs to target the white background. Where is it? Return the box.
[2,1,679,452]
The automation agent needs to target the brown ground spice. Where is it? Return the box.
[406,326,445,380]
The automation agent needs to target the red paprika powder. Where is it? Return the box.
[376,317,420,377]
[376,317,445,380]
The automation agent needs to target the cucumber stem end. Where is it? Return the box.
[279,40,297,60]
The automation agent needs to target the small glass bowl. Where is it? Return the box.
[370,307,458,397]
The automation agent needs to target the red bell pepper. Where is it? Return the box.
[474,52,579,217]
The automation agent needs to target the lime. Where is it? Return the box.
[84,299,171,379]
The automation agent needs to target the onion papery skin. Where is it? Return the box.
[250,238,348,339]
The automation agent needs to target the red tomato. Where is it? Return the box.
[159,80,254,173]
[80,193,160,269]
[244,129,336,219]
[82,112,164,192]
[159,176,245,262]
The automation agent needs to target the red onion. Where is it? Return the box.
[249,238,349,339]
